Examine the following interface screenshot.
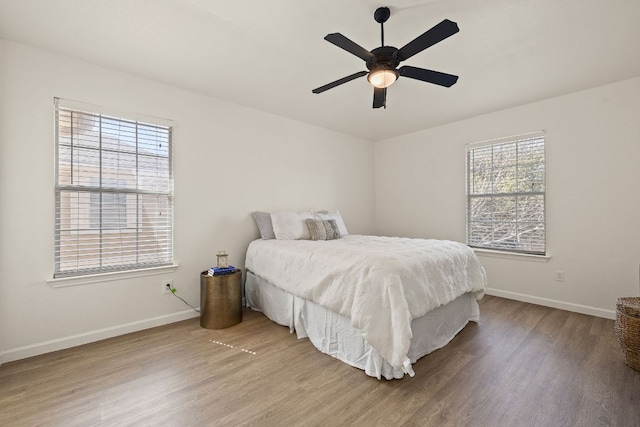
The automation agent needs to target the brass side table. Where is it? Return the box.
[200,269,242,329]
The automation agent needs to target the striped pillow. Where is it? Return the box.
[306,219,341,241]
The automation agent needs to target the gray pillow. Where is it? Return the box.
[252,211,275,239]
[306,219,340,241]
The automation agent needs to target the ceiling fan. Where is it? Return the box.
[312,7,459,109]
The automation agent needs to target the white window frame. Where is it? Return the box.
[465,131,546,256]
[54,98,175,279]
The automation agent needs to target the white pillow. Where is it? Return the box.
[318,210,348,236]
[271,211,314,240]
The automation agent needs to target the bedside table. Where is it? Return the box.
[200,269,242,329]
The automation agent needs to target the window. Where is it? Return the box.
[465,131,545,255]
[54,99,173,278]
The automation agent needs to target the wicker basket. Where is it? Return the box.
[615,297,640,371]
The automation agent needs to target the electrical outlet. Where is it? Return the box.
[162,280,174,294]
[555,271,565,282]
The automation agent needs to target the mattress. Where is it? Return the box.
[245,271,480,380]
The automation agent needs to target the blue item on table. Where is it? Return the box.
[208,265,236,276]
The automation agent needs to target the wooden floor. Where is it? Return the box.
[1,295,639,426]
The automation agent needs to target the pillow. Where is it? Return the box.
[251,211,275,240]
[317,210,348,236]
[306,219,341,241]
[271,211,314,240]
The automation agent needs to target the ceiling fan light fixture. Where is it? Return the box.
[367,68,398,88]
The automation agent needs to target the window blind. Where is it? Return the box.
[54,99,174,278]
[466,132,545,255]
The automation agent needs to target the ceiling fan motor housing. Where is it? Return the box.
[366,46,400,73]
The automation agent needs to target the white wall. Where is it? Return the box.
[0,40,375,363]
[0,40,6,357]
[375,76,640,318]
[2,36,638,364]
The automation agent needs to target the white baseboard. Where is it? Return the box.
[0,309,200,365]
[486,288,616,320]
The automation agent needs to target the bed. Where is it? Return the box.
[244,231,487,380]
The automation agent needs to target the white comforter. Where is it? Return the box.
[245,235,487,375]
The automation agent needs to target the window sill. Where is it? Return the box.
[473,248,550,263]
[47,264,179,288]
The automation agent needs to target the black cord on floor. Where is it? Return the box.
[170,289,200,313]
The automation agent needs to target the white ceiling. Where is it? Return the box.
[1,0,639,141]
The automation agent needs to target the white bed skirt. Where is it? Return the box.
[245,271,479,380]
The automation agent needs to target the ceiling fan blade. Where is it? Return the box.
[399,65,458,87]
[373,87,386,109]
[312,71,368,94]
[324,33,375,61]
[397,19,459,61]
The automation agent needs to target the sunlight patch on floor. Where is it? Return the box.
[209,340,257,355]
